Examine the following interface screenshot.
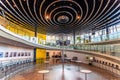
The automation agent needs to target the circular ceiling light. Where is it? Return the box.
[45,15,50,20]
[57,15,69,24]
[77,16,81,19]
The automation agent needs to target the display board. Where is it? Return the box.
[0,44,33,61]
[56,40,70,46]
[0,52,3,58]
[2,52,32,58]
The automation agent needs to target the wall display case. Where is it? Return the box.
[13,52,17,57]
[28,52,31,56]
[9,52,13,57]
[0,41,34,79]
[25,52,27,56]
[2,52,32,58]
[5,52,8,57]
[21,52,24,56]
[18,52,20,56]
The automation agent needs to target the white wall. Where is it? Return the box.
[65,51,89,63]
[46,50,90,63]
[47,50,120,75]
[46,50,120,66]
[0,43,34,62]
[65,51,120,75]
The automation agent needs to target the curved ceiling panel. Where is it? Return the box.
[0,0,120,34]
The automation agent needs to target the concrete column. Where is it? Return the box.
[106,27,109,40]
[34,26,37,62]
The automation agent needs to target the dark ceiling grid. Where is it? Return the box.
[12,0,36,26]
[40,0,83,33]
[39,0,54,30]
[35,0,48,26]
[0,0,35,29]
[71,0,88,30]
[77,0,120,33]
[85,0,112,29]
[18,0,37,26]
[6,16,34,31]
[81,0,95,26]
[26,0,47,31]
[93,0,120,30]
[33,0,44,26]
[27,0,41,26]
[49,6,76,26]
[13,0,35,26]
[1,0,47,33]
[0,0,120,35]
[80,0,110,32]
[9,0,35,26]
[39,1,67,31]
[74,0,103,32]
[44,0,82,27]
[0,8,32,31]
[93,5,120,31]
[79,0,120,30]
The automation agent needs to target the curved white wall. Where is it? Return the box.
[65,51,120,75]
[47,50,120,75]
[65,51,88,63]
[0,43,34,63]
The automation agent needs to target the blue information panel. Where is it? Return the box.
[0,52,3,58]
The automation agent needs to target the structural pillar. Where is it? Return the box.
[34,26,37,62]
[106,27,109,40]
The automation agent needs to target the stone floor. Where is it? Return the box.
[9,63,120,80]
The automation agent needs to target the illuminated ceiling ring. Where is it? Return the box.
[53,11,73,25]
[48,6,78,26]
[40,0,83,26]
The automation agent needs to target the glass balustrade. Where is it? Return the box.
[1,16,120,48]
[0,58,33,79]
[0,17,47,45]
[62,44,120,58]
[1,16,120,59]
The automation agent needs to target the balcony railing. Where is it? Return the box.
[1,16,120,59]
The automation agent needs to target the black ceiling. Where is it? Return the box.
[0,0,120,34]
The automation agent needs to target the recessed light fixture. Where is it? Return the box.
[13,4,16,8]
[45,15,50,20]
[77,16,80,19]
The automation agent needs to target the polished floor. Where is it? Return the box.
[9,63,120,80]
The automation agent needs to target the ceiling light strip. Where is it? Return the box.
[0,1,34,27]
[11,0,35,26]
[53,11,73,25]
[93,0,119,26]
[19,0,36,25]
[49,6,77,25]
[44,0,83,26]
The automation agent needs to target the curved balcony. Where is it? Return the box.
[1,24,120,60]
[0,24,120,79]
[0,24,120,63]
[0,25,61,50]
